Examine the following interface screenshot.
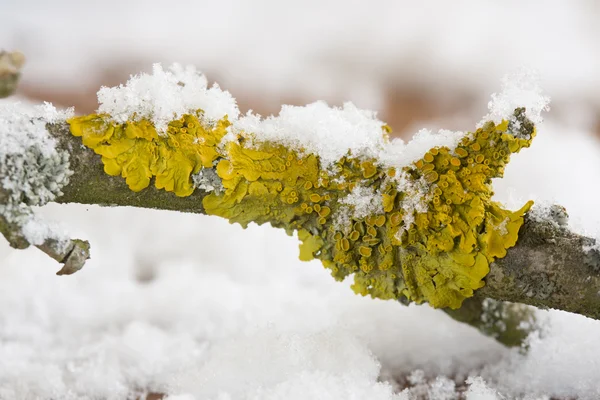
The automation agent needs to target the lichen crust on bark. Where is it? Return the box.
[68,108,536,309]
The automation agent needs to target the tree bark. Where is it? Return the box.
[482,215,600,319]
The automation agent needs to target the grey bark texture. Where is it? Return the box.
[482,215,600,319]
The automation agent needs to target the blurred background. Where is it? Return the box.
[1,1,600,399]
[3,0,600,136]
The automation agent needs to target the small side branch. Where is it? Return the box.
[0,211,90,275]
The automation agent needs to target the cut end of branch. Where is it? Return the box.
[50,239,91,276]
[0,211,90,275]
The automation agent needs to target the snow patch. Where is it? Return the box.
[332,205,353,234]
[393,172,432,233]
[339,185,383,220]
[527,203,569,229]
[21,216,69,249]
[230,105,464,172]
[465,377,502,400]
[231,101,387,169]
[481,69,550,128]
[169,329,401,400]
[97,63,240,134]
[378,128,464,169]
[427,376,458,400]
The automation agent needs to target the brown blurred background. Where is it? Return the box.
[3,0,599,138]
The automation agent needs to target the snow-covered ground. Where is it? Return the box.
[1,1,600,399]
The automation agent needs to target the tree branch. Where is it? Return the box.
[1,56,596,350]
[46,121,600,320]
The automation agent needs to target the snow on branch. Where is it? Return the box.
[97,64,239,133]
[481,68,551,127]
[96,63,471,171]
[0,102,90,274]
[3,63,598,328]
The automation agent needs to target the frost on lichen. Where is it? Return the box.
[0,103,73,224]
[193,168,223,194]
[69,106,536,309]
[0,102,74,252]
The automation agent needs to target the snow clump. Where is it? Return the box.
[339,185,384,220]
[481,68,550,128]
[97,63,240,134]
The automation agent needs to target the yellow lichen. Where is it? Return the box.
[68,112,229,197]
[69,107,536,310]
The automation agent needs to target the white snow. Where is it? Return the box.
[97,63,240,133]
[481,69,551,128]
[393,172,432,232]
[331,205,352,234]
[0,101,71,160]
[339,185,384,220]
[230,104,464,172]
[464,377,502,400]
[231,101,387,168]
[427,376,458,400]
[171,329,402,400]
[20,216,68,247]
